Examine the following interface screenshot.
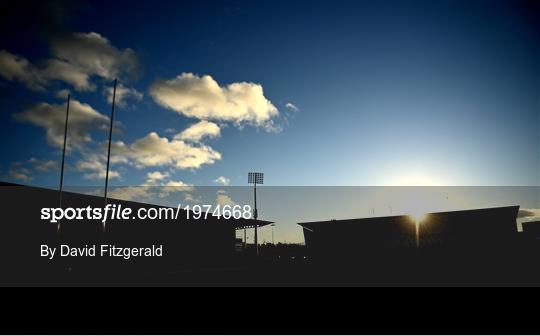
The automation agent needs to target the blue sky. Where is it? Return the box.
[1,0,539,193]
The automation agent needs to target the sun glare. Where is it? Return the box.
[408,211,429,248]
[408,211,428,224]
[386,173,446,187]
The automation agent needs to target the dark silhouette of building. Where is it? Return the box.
[522,220,540,236]
[300,206,520,251]
[297,206,539,285]
[0,182,272,285]
[3,182,538,286]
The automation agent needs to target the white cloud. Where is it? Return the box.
[216,190,236,206]
[105,83,143,107]
[50,32,139,82]
[108,179,195,201]
[75,154,120,180]
[55,89,71,99]
[174,120,220,143]
[214,176,231,186]
[285,102,299,112]
[150,73,279,129]
[28,158,57,172]
[42,58,96,91]
[8,168,33,183]
[184,193,201,203]
[0,32,139,92]
[111,132,221,170]
[162,180,194,189]
[5,158,57,185]
[14,99,109,149]
[0,51,94,91]
[110,176,195,201]
[158,180,195,198]
[0,50,46,90]
[60,127,221,184]
[145,171,170,184]
[142,170,195,198]
[109,186,152,202]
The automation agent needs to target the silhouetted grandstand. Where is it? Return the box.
[299,206,520,252]
[0,183,272,285]
[297,206,540,284]
[522,220,540,235]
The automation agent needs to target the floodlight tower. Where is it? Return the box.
[248,172,264,255]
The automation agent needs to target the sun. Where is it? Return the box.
[386,173,447,187]
[408,210,428,224]
[408,211,428,248]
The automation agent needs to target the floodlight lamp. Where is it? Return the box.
[248,172,264,184]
